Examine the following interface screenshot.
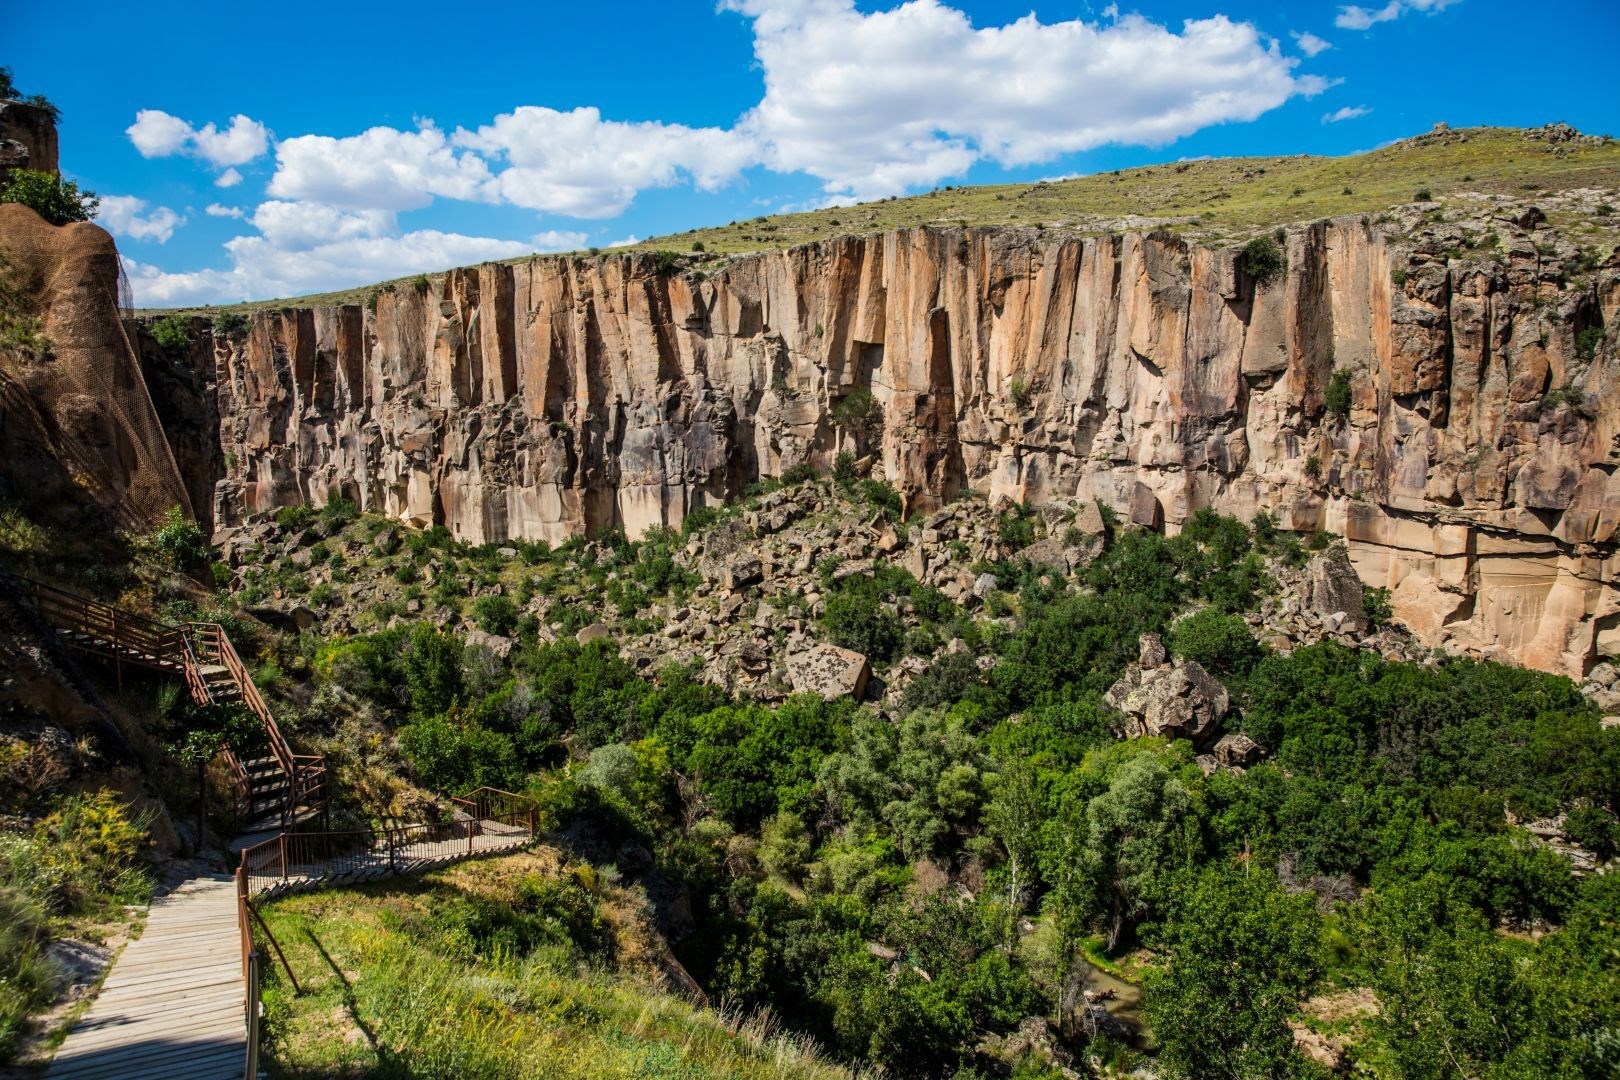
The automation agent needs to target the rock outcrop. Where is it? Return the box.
[143,200,1620,675]
[0,205,191,529]
[1104,635,1230,744]
[0,99,59,180]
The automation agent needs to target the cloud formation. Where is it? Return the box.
[1336,0,1459,31]
[1293,31,1332,56]
[729,0,1325,197]
[125,216,534,306]
[97,195,185,243]
[127,110,270,169]
[1323,105,1371,123]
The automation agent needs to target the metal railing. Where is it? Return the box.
[238,788,540,897]
[14,573,326,825]
[236,866,262,1080]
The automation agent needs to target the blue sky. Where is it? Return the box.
[11,0,1618,306]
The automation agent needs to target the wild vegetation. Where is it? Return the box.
[227,483,1620,1078]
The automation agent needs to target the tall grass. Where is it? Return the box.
[257,865,857,1079]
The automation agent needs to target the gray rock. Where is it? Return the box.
[466,629,515,659]
[1214,731,1263,768]
[1307,544,1366,630]
[1104,645,1230,744]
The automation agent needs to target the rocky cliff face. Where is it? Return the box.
[191,206,1620,675]
[0,204,191,530]
[0,99,59,180]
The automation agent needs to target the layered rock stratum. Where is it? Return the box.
[186,197,1620,676]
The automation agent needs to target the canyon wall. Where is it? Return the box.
[0,205,191,530]
[198,215,1620,674]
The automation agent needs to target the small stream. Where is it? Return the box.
[1076,959,1144,1033]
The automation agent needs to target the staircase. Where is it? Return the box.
[10,573,326,829]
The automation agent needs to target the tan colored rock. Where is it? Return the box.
[122,212,1620,678]
[0,205,192,530]
[787,644,871,699]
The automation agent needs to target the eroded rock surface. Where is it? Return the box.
[150,201,1620,675]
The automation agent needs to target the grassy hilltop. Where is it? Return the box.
[146,124,1620,315]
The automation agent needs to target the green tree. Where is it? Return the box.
[1054,752,1198,950]
[0,169,98,226]
[1142,865,1323,1079]
[1168,608,1265,681]
[403,624,464,717]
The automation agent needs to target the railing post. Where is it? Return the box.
[388,830,396,873]
[528,806,536,837]
[468,818,474,855]
[279,833,287,882]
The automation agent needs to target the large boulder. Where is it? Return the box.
[1104,635,1229,743]
[787,644,871,699]
[1306,544,1366,631]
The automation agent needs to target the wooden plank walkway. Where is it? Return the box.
[250,819,533,898]
[48,874,245,1080]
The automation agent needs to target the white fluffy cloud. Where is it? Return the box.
[98,195,185,244]
[1293,31,1332,56]
[128,1,1335,303]
[125,212,535,306]
[127,110,270,169]
[453,107,758,218]
[1336,0,1459,30]
[268,124,496,210]
[727,0,1325,197]
[1323,105,1371,123]
[532,229,589,251]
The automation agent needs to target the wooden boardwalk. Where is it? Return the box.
[246,819,534,898]
[48,874,245,1080]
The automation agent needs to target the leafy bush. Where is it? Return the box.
[1575,326,1604,361]
[274,504,316,531]
[211,311,249,340]
[823,589,904,662]
[1009,376,1031,410]
[1363,585,1393,627]
[397,713,519,794]
[0,168,98,226]
[1168,609,1264,681]
[650,250,682,275]
[146,506,208,570]
[473,595,519,636]
[831,386,875,429]
[1143,866,1322,1079]
[149,314,191,357]
[1414,187,1434,202]
[0,888,50,1059]
[319,494,358,530]
[832,450,858,488]
[2,791,151,912]
[1325,367,1352,418]
[1238,235,1284,286]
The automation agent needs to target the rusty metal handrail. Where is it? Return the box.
[15,573,325,826]
[238,790,540,896]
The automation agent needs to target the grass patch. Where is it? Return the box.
[255,854,853,1079]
